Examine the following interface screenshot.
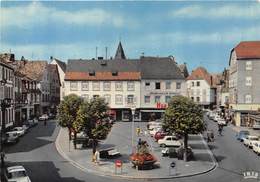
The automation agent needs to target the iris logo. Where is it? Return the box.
[243,171,259,179]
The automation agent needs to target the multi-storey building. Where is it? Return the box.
[64,42,186,121]
[186,67,216,109]
[229,41,260,126]
[50,57,66,100]
[0,57,15,130]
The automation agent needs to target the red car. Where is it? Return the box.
[154,131,167,141]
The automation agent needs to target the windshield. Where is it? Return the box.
[8,171,27,178]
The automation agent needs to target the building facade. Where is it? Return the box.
[50,57,66,101]
[186,67,216,109]
[229,41,260,126]
[0,58,15,130]
[64,42,186,121]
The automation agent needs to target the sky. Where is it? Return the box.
[1,1,260,73]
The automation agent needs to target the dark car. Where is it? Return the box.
[236,130,250,142]
[177,146,193,161]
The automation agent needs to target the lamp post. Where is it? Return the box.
[131,106,136,153]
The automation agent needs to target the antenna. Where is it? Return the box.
[105,47,108,59]
[95,47,98,59]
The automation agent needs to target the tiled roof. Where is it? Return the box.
[65,56,185,81]
[234,41,260,60]
[53,58,66,72]
[18,61,48,81]
[187,67,213,86]
[65,71,140,81]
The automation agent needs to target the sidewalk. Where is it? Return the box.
[55,122,217,179]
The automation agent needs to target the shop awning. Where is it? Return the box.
[140,110,165,113]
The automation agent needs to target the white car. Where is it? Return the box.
[217,118,227,126]
[148,121,162,130]
[39,114,49,121]
[158,135,182,148]
[252,141,260,155]
[213,115,221,122]
[5,131,19,144]
[243,135,259,148]
[11,127,25,137]
[149,127,162,137]
[5,166,31,182]
[253,121,260,130]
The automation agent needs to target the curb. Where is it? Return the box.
[55,128,218,179]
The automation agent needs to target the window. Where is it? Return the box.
[144,96,150,103]
[176,82,181,89]
[245,94,252,103]
[81,94,89,101]
[103,82,111,91]
[127,95,134,104]
[155,96,161,103]
[246,77,252,86]
[127,81,135,91]
[93,95,99,99]
[115,94,123,105]
[196,81,200,86]
[145,82,150,86]
[191,97,194,101]
[166,82,171,90]
[246,61,252,70]
[81,81,89,91]
[196,97,200,102]
[92,81,100,91]
[155,82,161,90]
[89,71,95,76]
[104,94,111,104]
[165,96,171,103]
[112,71,118,76]
[70,82,78,91]
[115,82,123,91]
[192,82,194,87]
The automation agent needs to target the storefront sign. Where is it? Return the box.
[156,102,168,109]
[150,91,178,95]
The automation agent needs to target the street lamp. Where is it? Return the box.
[131,106,136,153]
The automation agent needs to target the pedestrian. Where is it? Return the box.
[136,126,141,136]
[218,124,223,136]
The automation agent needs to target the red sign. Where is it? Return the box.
[115,160,122,167]
[156,102,168,109]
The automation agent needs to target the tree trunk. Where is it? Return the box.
[68,127,72,141]
[183,133,188,162]
[74,131,77,149]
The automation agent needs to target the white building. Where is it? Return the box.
[50,57,66,100]
[186,67,216,109]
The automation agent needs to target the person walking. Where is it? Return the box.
[136,126,141,136]
[218,124,223,136]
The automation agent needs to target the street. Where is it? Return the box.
[5,118,260,182]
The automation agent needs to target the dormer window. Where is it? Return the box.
[112,71,118,76]
[89,71,95,76]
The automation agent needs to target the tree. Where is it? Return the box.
[163,96,205,162]
[75,97,110,151]
[57,94,83,140]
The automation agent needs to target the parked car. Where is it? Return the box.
[161,147,178,158]
[5,132,19,144]
[22,125,29,133]
[39,114,49,121]
[252,141,260,155]
[148,121,162,130]
[213,114,221,122]
[4,165,31,182]
[236,130,250,142]
[154,131,167,141]
[11,127,25,137]
[158,135,182,148]
[26,118,38,128]
[149,127,162,137]
[243,135,259,148]
[217,118,227,126]
[48,113,56,119]
[252,121,260,130]
[176,146,194,160]
[208,111,215,120]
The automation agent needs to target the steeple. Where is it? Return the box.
[114,41,126,59]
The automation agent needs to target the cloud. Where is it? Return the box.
[141,25,260,45]
[1,1,125,28]
[171,4,260,19]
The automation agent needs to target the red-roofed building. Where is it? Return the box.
[229,41,260,127]
[186,67,216,109]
